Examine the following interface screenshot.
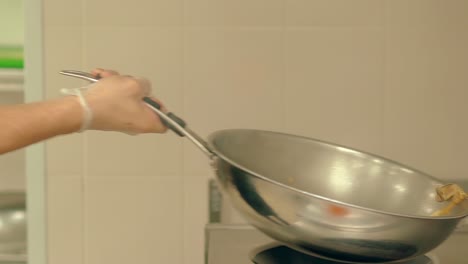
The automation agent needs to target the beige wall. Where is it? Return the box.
[43,1,468,264]
[0,0,24,45]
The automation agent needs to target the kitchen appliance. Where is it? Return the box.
[61,70,468,263]
[251,244,435,264]
[0,192,27,264]
[205,224,443,264]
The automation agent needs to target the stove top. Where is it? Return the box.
[205,224,443,264]
[250,243,434,264]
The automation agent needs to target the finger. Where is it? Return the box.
[91,68,120,78]
[134,77,152,96]
[141,95,168,133]
[147,96,167,112]
[142,106,168,133]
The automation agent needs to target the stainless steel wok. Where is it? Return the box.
[62,70,468,263]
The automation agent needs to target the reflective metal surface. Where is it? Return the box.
[208,129,468,263]
[205,224,447,264]
[0,192,26,256]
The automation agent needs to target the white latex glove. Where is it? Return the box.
[82,68,167,134]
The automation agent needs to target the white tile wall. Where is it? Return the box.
[44,26,84,178]
[85,0,183,26]
[183,29,283,131]
[285,0,384,27]
[383,0,468,180]
[42,1,468,264]
[43,0,82,27]
[84,176,183,264]
[47,176,83,264]
[184,0,283,27]
[182,174,210,264]
[84,131,182,178]
[284,28,384,153]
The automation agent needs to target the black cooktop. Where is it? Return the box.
[251,245,434,264]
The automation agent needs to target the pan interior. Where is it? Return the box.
[209,129,468,217]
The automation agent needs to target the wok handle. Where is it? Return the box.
[59,70,215,158]
[141,97,186,137]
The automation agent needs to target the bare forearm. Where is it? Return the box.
[0,97,82,154]
[0,69,167,154]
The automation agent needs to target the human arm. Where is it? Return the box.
[0,69,166,154]
[0,97,83,154]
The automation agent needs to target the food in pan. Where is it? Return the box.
[432,183,467,216]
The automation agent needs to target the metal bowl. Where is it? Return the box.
[209,129,468,263]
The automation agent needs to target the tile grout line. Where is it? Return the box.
[81,0,88,263]
[181,1,186,263]
[382,0,387,156]
[281,0,286,131]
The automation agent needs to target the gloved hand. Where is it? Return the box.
[79,68,168,134]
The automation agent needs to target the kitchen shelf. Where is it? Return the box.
[0,253,27,263]
[0,69,23,93]
[0,46,24,69]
